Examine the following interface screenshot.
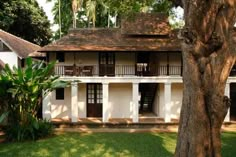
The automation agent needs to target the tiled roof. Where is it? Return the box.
[0,29,42,58]
[39,28,181,52]
[121,13,171,35]
[39,13,181,53]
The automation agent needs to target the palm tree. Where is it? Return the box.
[86,0,96,27]
[72,0,83,28]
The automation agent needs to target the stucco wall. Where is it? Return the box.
[108,83,133,118]
[0,52,18,68]
[49,52,136,65]
[170,83,183,119]
[50,83,87,119]
[50,83,134,119]
[159,83,183,119]
[51,87,71,119]
[78,83,87,118]
[49,52,98,65]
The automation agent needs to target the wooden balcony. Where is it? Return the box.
[54,64,183,77]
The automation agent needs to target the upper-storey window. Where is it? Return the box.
[56,53,65,62]
[0,41,11,52]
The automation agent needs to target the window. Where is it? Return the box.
[56,88,64,100]
[87,84,102,104]
[56,53,65,62]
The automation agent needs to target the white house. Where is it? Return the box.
[0,29,43,69]
[38,13,236,123]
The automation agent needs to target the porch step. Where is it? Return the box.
[52,119,236,132]
[53,122,179,130]
[52,117,179,129]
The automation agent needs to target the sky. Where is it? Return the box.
[36,0,58,31]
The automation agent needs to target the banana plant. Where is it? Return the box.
[0,58,68,124]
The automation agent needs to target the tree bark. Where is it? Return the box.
[174,0,236,157]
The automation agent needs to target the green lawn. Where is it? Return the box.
[0,132,235,157]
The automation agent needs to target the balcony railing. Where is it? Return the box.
[55,64,98,76]
[54,64,183,77]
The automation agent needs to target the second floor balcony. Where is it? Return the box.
[54,64,183,77]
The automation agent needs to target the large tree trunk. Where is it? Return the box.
[174,0,236,157]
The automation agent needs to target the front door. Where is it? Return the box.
[87,84,103,117]
[99,52,115,76]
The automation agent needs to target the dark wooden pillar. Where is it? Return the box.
[167,52,169,76]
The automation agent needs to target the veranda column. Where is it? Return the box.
[102,83,109,122]
[71,82,78,122]
[42,90,52,121]
[132,83,139,123]
[224,82,230,122]
[164,82,171,122]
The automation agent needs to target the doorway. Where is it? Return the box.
[99,52,115,76]
[87,84,103,117]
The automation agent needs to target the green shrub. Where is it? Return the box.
[0,58,67,142]
[5,118,54,142]
[35,119,54,139]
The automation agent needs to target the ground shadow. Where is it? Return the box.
[0,132,176,157]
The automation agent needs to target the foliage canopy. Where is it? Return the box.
[0,0,52,46]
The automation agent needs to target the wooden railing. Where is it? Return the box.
[54,64,98,76]
[54,64,183,77]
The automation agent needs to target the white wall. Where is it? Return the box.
[78,83,87,118]
[50,52,98,65]
[49,82,183,120]
[51,87,71,119]
[170,83,183,119]
[0,52,18,68]
[50,83,87,119]
[159,83,183,119]
[108,83,133,118]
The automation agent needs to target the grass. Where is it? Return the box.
[0,132,235,157]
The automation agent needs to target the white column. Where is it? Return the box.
[224,83,230,122]
[102,83,109,122]
[164,83,172,122]
[42,90,52,121]
[71,82,78,122]
[132,83,139,123]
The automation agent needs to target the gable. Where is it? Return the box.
[0,40,11,52]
